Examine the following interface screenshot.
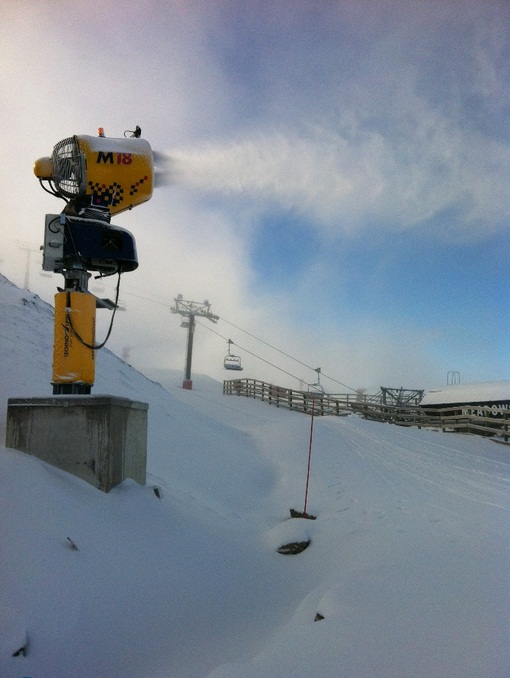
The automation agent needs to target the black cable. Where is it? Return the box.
[91,282,358,392]
[220,316,314,372]
[47,216,62,233]
[195,318,306,385]
[63,218,88,269]
[219,315,358,393]
[124,126,141,138]
[65,270,122,350]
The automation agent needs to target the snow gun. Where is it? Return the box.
[34,127,154,394]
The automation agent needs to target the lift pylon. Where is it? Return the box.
[171,295,219,389]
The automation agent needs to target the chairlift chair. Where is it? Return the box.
[224,355,243,370]
[224,339,243,371]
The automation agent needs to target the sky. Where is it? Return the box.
[0,0,508,393]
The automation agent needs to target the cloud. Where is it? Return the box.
[1,0,508,393]
[149,0,509,242]
[161,106,509,241]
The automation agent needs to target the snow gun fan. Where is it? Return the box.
[34,126,154,394]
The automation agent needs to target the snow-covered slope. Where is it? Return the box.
[1,273,509,678]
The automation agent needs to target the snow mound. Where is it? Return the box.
[422,381,510,405]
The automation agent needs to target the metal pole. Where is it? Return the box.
[183,314,195,388]
[303,397,315,518]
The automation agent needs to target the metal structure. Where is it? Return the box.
[447,371,461,385]
[17,241,41,290]
[307,367,324,394]
[171,295,219,389]
[380,387,424,407]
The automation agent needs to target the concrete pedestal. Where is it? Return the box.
[5,395,148,493]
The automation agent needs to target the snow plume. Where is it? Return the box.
[152,151,178,188]
[156,119,510,241]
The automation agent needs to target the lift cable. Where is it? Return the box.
[195,319,305,385]
[114,287,172,307]
[219,316,313,372]
[218,315,358,393]
[92,282,359,393]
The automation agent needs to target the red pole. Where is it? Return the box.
[303,397,315,517]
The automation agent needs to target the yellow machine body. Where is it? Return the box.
[35,134,153,216]
[53,292,96,386]
[77,135,153,215]
[34,128,153,393]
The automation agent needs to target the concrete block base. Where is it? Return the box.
[6,395,148,493]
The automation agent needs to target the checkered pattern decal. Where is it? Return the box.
[130,175,149,196]
[88,181,124,208]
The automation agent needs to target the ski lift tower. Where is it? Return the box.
[171,295,219,390]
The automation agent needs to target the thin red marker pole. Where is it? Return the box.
[303,397,315,518]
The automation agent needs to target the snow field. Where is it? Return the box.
[1,274,509,677]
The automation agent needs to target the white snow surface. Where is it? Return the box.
[422,381,510,406]
[1,272,509,678]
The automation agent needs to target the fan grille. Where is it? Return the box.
[52,136,85,199]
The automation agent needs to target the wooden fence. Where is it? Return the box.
[351,401,510,441]
[223,378,510,442]
[223,378,357,416]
